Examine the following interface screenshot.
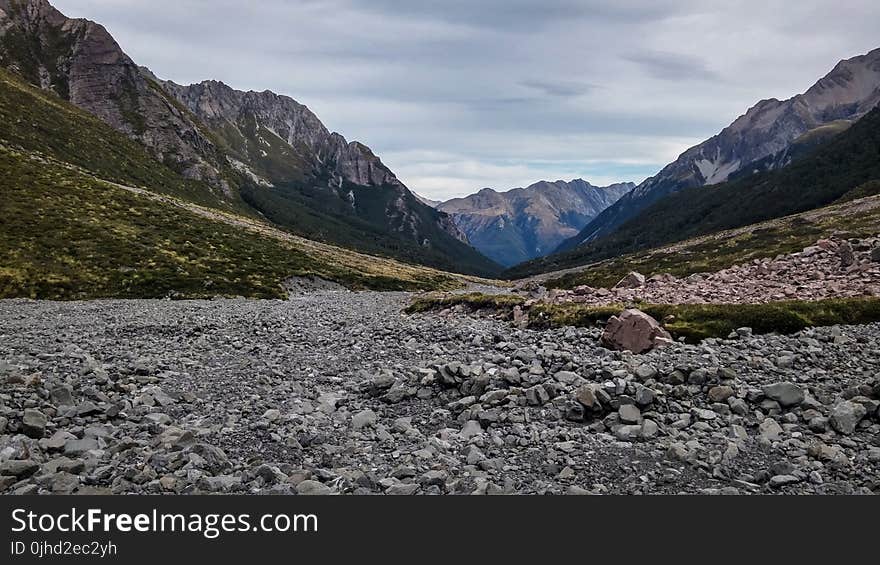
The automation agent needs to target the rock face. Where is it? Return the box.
[0,0,230,189]
[438,180,633,267]
[159,79,403,192]
[157,78,480,259]
[601,309,673,354]
[561,47,880,250]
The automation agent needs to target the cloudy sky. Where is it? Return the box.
[53,1,880,200]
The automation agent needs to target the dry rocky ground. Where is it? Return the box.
[1,291,879,495]
[537,236,880,305]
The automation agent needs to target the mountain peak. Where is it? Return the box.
[438,179,631,266]
[0,0,501,277]
[554,45,880,252]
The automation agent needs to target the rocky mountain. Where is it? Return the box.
[558,47,880,252]
[0,0,498,276]
[438,180,633,266]
[0,0,236,191]
[506,107,880,279]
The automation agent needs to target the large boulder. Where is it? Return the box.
[601,309,673,354]
[614,271,646,289]
[871,246,880,263]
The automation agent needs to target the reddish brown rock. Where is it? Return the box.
[601,309,673,354]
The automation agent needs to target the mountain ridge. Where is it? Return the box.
[506,106,880,279]
[556,46,880,254]
[439,179,633,266]
[0,0,498,276]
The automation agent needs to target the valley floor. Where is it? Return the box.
[1,292,878,495]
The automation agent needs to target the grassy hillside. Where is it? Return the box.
[508,108,880,279]
[0,66,500,284]
[0,146,463,299]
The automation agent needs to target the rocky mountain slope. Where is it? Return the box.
[439,180,633,267]
[0,0,232,190]
[0,68,475,299]
[556,46,880,253]
[0,0,499,277]
[508,107,880,279]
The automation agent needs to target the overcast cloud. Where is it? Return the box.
[52,0,880,200]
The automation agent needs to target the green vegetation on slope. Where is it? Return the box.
[407,293,880,342]
[0,148,459,299]
[242,179,503,278]
[0,67,498,281]
[507,108,880,279]
[0,68,235,210]
[405,292,525,314]
[528,298,880,342]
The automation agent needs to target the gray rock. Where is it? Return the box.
[830,401,867,435]
[189,444,230,473]
[708,386,735,403]
[614,271,646,289]
[352,409,378,430]
[64,438,99,455]
[769,475,801,489]
[49,472,81,494]
[460,420,483,440]
[838,241,855,267]
[296,480,332,496]
[385,483,420,495]
[0,459,39,477]
[575,385,600,410]
[525,385,550,406]
[641,419,659,439]
[758,418,783,441]
[51,385,74,406]
[634,384,655,406]
[762,382,805,407]
[618,404,642,424]
[40,430,76,451]
[22,409,47,438]
[601,309,673,354]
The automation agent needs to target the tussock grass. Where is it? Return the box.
[405,293,525,314]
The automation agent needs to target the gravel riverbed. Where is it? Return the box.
[1,292,878,495]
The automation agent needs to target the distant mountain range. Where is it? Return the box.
[437,180,633,266]
[0,0,500,276]
[556,46,880,254]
